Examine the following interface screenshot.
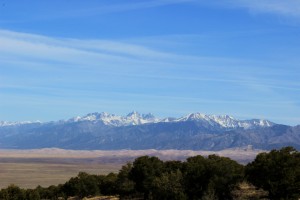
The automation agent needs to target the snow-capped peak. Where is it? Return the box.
[66,112,274,129]
[175,112,274,129]
[1,112,275,129]
[127,111,140,118]
[67,111,160,126]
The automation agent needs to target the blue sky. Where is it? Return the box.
[0,0,300,125]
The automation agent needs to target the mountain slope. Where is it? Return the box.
[0,112,299,150]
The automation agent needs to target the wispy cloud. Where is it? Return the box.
[0,29,184,65]
[73,0,300,19]
[0,29,299,124]
[1,29,299,92]
[76,0,194,15]
[79,0,192,13]
[189,0,300,20]
[29,0,195,20]
[225,0,300,18]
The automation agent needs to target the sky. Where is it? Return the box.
[0,0,300,125]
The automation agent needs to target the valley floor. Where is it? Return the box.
[0,148,263,189]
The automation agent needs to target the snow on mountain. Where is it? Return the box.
[1,112,274,129]
[176,113,274,129]
[68,111,161,126]
[0,120,41,127]
[67,112,274,129]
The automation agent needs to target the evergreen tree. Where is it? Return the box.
[25,189,40,200]
[63,172,99,197]
[183,155,244,200]
[129,156,164,199]
[97,172,118,195]
[0,184,25,200]
[116,162,136,197]
[152,169,187,200]
[246,146,300,200]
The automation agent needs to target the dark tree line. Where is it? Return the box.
[0,146,299,200]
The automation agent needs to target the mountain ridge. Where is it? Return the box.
[0,111,275,130]
[0,112,298,151]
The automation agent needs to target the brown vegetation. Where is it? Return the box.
[231,182,269,200]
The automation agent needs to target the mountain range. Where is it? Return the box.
[0,112,299,150]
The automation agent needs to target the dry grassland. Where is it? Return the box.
[0,148,263,189]
[0,161,121,189]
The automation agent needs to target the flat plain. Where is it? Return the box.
[0,148,263,189]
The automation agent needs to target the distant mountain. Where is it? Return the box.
[1,112,273,129]
[67,111,160,126]
[0,112,299,150]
